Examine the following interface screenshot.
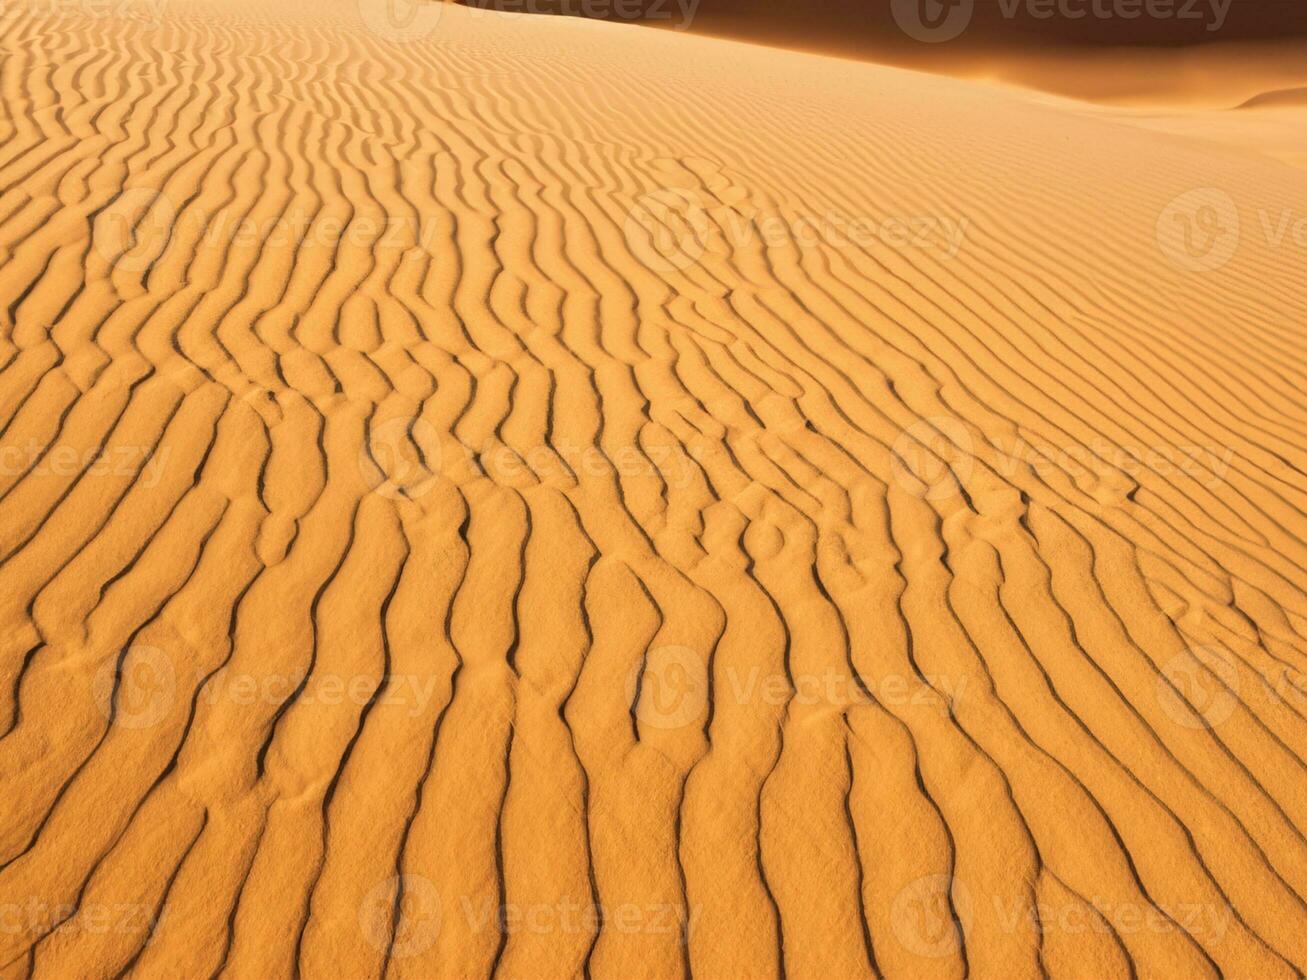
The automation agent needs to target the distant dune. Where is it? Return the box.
[1238,85,1307,108]
[464,0,1307,102]
[463,0,1307,52]
[0,0,1305,977]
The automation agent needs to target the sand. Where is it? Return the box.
[0,0,1305,977]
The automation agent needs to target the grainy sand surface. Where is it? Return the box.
[0,1,1305,977]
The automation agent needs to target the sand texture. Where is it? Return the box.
[0,1,1305,977]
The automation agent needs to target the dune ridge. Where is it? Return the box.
[1237,86,1307,109]
[459,0,1307,105]
[0,1,1304,977]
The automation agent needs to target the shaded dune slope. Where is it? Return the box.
[464,0,1307,102]
[0,1,1305,977]
[465,0,1307,50]
[1238,86,1307,109]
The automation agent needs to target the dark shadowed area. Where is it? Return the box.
[460,0,1307,101]
[461,0,1307,52]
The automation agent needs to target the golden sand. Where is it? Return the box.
[0,0,1305,976]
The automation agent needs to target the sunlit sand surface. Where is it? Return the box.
[0,0,1305,976]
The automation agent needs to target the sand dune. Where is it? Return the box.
[466,0,1307,50]
[1238,86,1307,109]
[463,0,1307,103]
[0,0,1305,977]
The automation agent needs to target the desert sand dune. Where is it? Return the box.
[0,0,1305,977]
[1238,86,1307,109]
[464,0,1307,103]
[465,0,1307,50]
